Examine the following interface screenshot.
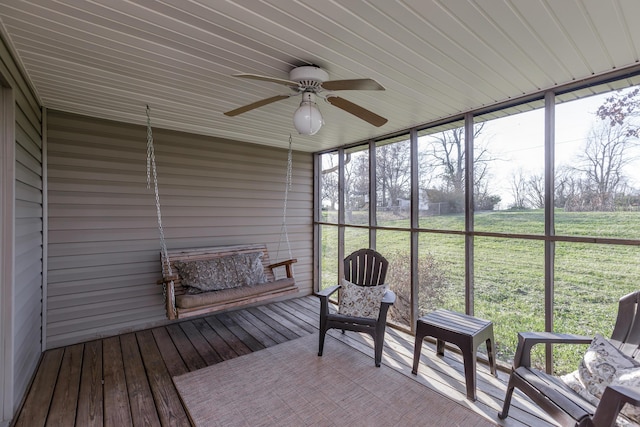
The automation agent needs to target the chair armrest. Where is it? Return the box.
[317,285,340,299]
[382,289,396,305]
[317,284,341,316]
[513,332,592,368]
[591,385,640,427]
[157,274,179,285]
[377,290,396,322]
[267,259,297,278]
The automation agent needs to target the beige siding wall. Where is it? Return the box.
[46,111,313,348]
[0,34,43,421]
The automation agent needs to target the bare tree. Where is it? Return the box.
[575,120,637,210]
[555,165,579,209]
[557,87,640,211]
[416,123,502,212]
[510,169,563,210]
[344,152,369,222]
[376,140,411,211]
[431,127,466,193]
[526,172,545,209]
[345,152,368,210]
[417,147,436,191]
[321,154,339,210]
[426,123,493,188]
[509,169,529,209]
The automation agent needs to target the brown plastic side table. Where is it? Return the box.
[411,309,498,401]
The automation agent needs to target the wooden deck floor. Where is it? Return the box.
[12,296,557,427]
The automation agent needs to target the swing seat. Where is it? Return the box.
[159,244,298,319]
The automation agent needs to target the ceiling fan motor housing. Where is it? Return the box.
[289,66,329,90]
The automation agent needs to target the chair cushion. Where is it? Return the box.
[338,279,387,319]
[174,252,266,292]
[176,277,295,309]
[561,333,640,424]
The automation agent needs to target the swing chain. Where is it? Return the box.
[275,135,294,268]
[146,105,176,317]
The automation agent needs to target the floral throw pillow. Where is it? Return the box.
[338,279,387,319]
[175,252,267,292]
[560,369,600,406]
[561,333,640,425]
[578,334,639,399]
[232,252,267,286]
[174,259,239,291]
[611,367,640,424]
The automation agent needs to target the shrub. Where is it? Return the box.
[475,194,501,211]
[386,252,450,325]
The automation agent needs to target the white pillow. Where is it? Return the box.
[561,333,640,425]
[338,278,387,319]
[560,369,600,407]
[610,367,640,424]
[578,334,639,399]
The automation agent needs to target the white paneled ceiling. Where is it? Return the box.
[0,0,639,152]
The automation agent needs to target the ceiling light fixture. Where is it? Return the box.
[293,92,324,135]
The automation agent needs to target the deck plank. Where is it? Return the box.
[278,299,320,330]
[248,306,303,339]
[13,348,64,427]
[151,327,188,378]
[228,310,285,347]
[259,304,317,340]
[179,321,222,365]
[215,312,266,352]
[45,344,83,427]
[292,294,320,314]
[166,323,207,371]
[204,315,252,356]
[136,330,191,427]
[75,340,104,427]
[103,336,133,427]
[120,333,161,427]
[191,317,238,360]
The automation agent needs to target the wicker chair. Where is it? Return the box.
[317,249,396,367]
[499,290,640,427]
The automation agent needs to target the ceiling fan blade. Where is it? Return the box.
[326,96,388,127]
[232,73,300,88]
[224,95,290,116]
[322,78,385,91]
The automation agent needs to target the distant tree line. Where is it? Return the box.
[322,122,502,215]
[509,87,640,212]
[322,86,640,214]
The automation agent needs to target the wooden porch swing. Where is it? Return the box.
[146,107,298,319]
[159,244,297,320]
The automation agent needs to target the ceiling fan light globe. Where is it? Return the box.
[293,101,323,135]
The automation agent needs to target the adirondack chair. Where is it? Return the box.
[317,249,396,367]
[499,290,640,427]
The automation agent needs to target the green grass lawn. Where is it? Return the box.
[321,209,640,374]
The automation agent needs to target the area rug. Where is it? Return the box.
[173,333,497,427]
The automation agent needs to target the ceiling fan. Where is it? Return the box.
[223,65,388,135]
